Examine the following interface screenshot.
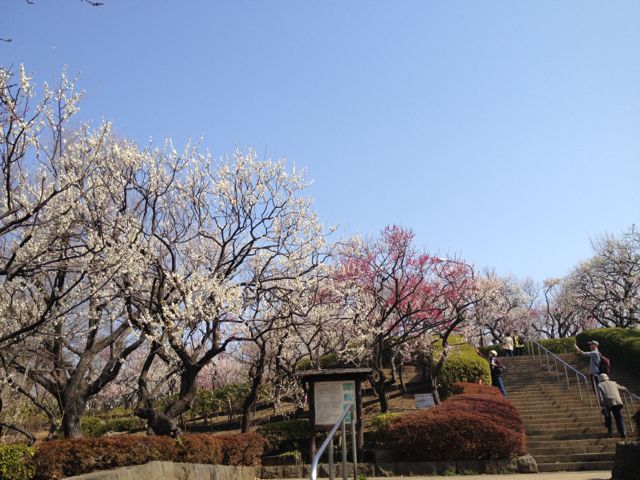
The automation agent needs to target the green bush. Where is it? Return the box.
[478,337,576,356]
[256,419,310,455]
[369,412,400,434]
[81,416,144,437]
[535,337,577,354]
[439,346,490,396]
[0,444,35,480]
[294,353,342,371]
[576,328,640,370]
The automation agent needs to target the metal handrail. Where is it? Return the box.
[310,404,358,480]
[527,339,594,407]
[527,339,640,434]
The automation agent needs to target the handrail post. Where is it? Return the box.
[564,363,569,388]
[328,436,334,480]
[545,350,550,372]
[554,357,560,381]
[624,393,633,434]
[310,405,358,480]
[576,372,583,401]
[351,405,358,480]
[341,419,347,480]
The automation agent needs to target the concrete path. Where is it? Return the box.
[290,472,611,480]
[369,473,611,480]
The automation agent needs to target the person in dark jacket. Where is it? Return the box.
[489,350,507,398]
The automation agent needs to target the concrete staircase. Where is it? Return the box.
[500,352,640,473]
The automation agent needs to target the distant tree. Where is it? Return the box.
[567,227,640,328]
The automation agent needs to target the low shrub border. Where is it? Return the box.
[576,328,640,370]
[479,337,576,356]
[0,444,35,480]
[382,383,526,462]
[32,432,265,480]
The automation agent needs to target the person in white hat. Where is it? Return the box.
[596,373,628,439]
[488,350,507,397]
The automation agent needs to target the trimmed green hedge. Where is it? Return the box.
[294,353,342,371]
[479,337,576,356]
[576,328,640,370]
[0,444,34,480]
[81,416,144,437]
[256,419,310,455]
[439,344,491,396]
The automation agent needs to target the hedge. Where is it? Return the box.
[439,344,491,396]
[384,388,525,461]
[32,432,265,480]
[576,328,640,371]
[479,337,576,356]
[0,444,34,480]
[256,419,310,455]
[451,381,502,397]
[81,416,144,437]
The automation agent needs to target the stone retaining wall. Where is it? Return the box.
[612,441,640,480]
[64,461,255,480]
[258,454,537,478]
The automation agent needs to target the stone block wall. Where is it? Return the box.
[64,461,255,480]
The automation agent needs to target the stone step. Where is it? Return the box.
[533,452,615,464]
[527,444,616,456]
[526,438,621,448]
[524,426,614,437]
[537,460,615,472]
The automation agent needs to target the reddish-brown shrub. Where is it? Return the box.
[452,382,502,397]
[32,432,265,480]
[445,394,524,433]
[33,436,177,480]
[634,408,640,440]
[385,392,526,461]
[176,434,224,465]
[217,432,265,466]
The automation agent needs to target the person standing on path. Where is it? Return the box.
[489,350,507,397]
[596,373,628,439]
[514,333,525,356]
[574,340,602,394]
[502,333,514,357]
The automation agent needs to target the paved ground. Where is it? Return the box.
[366,473,610,480]
[292,472,611,480]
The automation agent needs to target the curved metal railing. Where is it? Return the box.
[528,339,639,433]
[310,404,358,480]
[527,339,594,406]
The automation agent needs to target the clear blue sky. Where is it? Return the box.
[3,1,639,283]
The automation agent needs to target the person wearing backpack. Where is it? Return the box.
[596,373,628,439]
[489,350,507,398]
[574,340,605,394]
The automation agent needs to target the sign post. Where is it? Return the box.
[297,368,371,459]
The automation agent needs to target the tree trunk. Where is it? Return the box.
[390,353,398,384]
[241,343,267,433]
[164,366,199,419]
[373,368,389,413]
[61,399,86,438]
[398,359,407,394]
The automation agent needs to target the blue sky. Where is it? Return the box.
[3,1,639,283]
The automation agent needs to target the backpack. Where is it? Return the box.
[598,353,611,374]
